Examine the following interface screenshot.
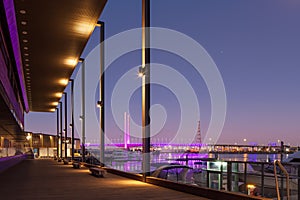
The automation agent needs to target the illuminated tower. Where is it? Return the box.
[196,121,202,147]
[124,112,130,149]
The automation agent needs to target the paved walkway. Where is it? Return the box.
[0,159,210,200]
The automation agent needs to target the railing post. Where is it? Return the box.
[298,166,300,200]
[261,163,265,196]
[220,162,223,190]
[243,163,247,194]
[227,162,232,191]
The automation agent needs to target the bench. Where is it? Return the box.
[63,159,70,165]
[89,167,106,177]
[72,162,82,169]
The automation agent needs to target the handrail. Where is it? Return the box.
[274,160,290,200]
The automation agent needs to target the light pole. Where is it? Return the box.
[96,21,105,166]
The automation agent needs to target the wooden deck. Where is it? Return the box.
[0,159,210,200]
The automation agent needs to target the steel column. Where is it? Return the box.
[70,79,74,160]
[81,58,86,161]
[64,92,67,159]
[56,107,59,159]
[142,0,151,181]
[59,101,63,159]
[97,21,105,167]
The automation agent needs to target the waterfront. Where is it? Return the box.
[87,148,299,199]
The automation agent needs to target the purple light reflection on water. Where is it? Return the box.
[83,143,205,147]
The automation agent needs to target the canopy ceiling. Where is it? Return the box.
[14,0,107,112]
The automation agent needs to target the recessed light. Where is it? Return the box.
[25,59,29,62]
[21,21,27,25]
[25,64,29,67]
[23,39,28,43]
[24,47,28,50]
[22,31,27,35]
[20,10,26,14]
[24,53,29,56]
[26,68,30,71]
[58,78,69,86]
[51,102,58,106]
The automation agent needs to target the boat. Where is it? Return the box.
[151,164,193,183]
[282,151,300,163]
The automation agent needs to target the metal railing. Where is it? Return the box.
[274,160,290,200]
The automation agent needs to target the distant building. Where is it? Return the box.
[24,132,80,158]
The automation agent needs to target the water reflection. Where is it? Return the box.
[88,147,283,173]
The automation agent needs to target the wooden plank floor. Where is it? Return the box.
[0,159,210,200]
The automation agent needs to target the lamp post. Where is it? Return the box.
[96,21,105,166]
[141,0,151,181]
[70,79,75,160]
[64,92,67,159]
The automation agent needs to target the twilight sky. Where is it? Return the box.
[25,0,300,146]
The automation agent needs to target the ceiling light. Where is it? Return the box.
[24,53,29,56]
[55,92,62,98]
[24,47,28,50]
[58,78,69,86]
[25,64,29,67]
[64,58,77,67]
[73,22,94,36]
[25,58,29,62]
[20,10,26,14]
[50,108,56,112]
[51,102,58,106]
[23,39,28,43]
[22,31,28,35]
[21,21,27,25]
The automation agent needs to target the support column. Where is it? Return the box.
[70,79,74,160]
[98,21,105,167]
[80,58,86,162]
[142,0,151,181]
[60,101,63,160]
[56,107,59,159]
[64,92,67,159]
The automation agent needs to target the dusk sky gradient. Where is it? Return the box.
[25,0,300,146]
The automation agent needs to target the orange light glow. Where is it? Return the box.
[247,184,256,189]
[55,92,62,98]
[64,58,78,67]
[51,102,58,106]
[73,22,94,36]
[116,179,146,186]
[59,78,69,86]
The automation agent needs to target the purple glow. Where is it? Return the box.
[83,143,206,148]
[3,0,29,112]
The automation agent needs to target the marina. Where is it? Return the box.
[85,147,300,199]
